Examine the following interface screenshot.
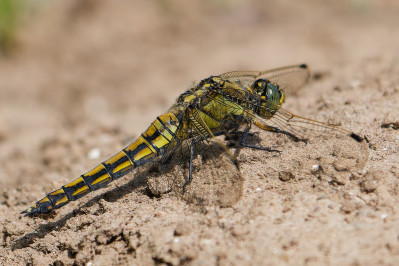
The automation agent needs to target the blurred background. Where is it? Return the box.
[0,0,398,191]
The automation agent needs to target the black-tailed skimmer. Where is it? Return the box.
[22,64,363,216]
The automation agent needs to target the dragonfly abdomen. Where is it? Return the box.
[22,113,180,216]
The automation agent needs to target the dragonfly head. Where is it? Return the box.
[252,79,285,117]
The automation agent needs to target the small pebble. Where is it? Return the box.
[312,165,320,171]
[88,148,101,159]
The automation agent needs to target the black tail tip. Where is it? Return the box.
[299,64,308,69]
[21,207,41,217]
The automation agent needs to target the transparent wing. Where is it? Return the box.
[253,106,362,143]
[202,75,360,143]
[146,132,243,208]
[219,64,311,96]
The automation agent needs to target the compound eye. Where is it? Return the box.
[263,82,275,97]
[266,87,273,97]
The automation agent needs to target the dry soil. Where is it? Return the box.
[1,1,399,265]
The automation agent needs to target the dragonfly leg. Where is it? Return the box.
[239,126,281,152]
[182,139,197,193]
[160,150,174,165]
[253,119,307,143]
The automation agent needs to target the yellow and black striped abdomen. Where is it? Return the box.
[22,113,180,215]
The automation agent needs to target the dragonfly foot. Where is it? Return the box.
[182,180,191,194]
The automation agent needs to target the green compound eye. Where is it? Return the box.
[265,83,280,103]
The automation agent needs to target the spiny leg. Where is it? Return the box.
[182,138,197,193]
[253,118,307,143]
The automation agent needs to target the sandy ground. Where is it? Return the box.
[1,0,399,265]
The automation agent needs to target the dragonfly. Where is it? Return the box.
[22,64,362,216]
